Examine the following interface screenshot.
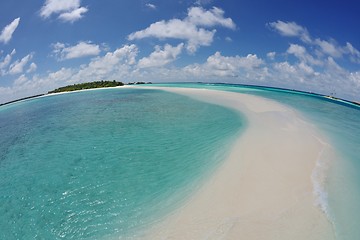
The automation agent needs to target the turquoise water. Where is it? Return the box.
[1,84,360,239]
[0,88,244,239]
[154,83,360,239]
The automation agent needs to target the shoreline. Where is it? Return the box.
[0,85,132,107]
[139,87,336,239]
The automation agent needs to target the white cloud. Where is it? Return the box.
[128,6,235,53]
[286,44,322,66]
[138,43,184,68]
[52,41,101,60]
[273,61,296,74]
[47,67,75,82]
[145,3,156,10]
[14,74,28,86]
[27,63,37,73]
[58,7,88,22]
[267,52,276,60]
[298,62,316,75]
[9,54,33,75]
[1,46,360,104]
[0,18,20,44]
[270,61,316,84]
[129,19,215,53]
[225,37,233,42]
[0,49,16,72]
[184,51,263,77]
[345,42,360,57]
[71,44,138,81]
[0,50,34,77]
[2,15,360,105]
[39,0,88,22]
[186,7,236,29]
[349,71,360,87]
[270,20,360,64]
[268,57,353,95]
[345,42,360,63]
[314,39,343,58]
[209,52,263,70]
[268,20,311,43]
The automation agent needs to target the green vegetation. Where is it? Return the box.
[48,80,124,94]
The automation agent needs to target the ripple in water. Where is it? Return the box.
[0,88,244,239]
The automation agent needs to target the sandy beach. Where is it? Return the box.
[138,87,337,239]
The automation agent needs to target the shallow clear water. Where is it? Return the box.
[0,88,244,239]
[1,84,359,239]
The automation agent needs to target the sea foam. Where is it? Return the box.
[311,136,333,220]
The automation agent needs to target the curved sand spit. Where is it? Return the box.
[138,87,337,240]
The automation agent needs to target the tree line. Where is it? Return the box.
[48,80,124,93]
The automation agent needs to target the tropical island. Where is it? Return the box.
[0,80,154,106]
[48,80,124,94]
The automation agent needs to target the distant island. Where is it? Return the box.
[48,80,124,94]
[0,80,154,106]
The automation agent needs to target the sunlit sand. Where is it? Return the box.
[141,87,336,239]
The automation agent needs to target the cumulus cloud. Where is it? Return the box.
[314,39,344,58]
[52,41,101,60]
[128,19,214,54]
[58,7,88,22]
[186,7,236,29]
[266,41,355,92]
[345,42,360,63]
[0,18,20,44]
[184,51,263,77]
[0,49,16,72]
[70,44,138,81]
[128,6,235,53]
[39,0,88,22]
[1,50,37,77]
[27,63,37,73]
[14,74,29,86]
[268,20,311,43]
[9,54,33,75]
[1,45,360,104]
[269,20,360,64]
[349,71,360,87]
[2,17,360,105]
[286,44,322,66]
[138,43,184,68]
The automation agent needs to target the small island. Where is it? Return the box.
[48,80,124,94]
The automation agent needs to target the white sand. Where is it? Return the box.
[138,87,336,240]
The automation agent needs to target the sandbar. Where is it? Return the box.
[138,87,336,240]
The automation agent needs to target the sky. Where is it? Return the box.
[0,0,359,103]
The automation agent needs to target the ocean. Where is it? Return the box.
[0,83,359,239]
[0,87,244,239]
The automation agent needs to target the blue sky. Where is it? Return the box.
[0,0,359,103]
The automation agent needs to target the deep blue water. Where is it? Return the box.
[0,88,244,239]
